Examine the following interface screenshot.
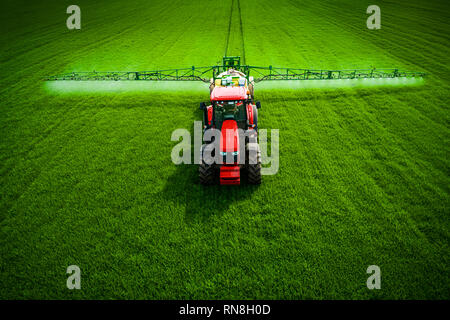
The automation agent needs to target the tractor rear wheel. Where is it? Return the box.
[199,143,216,185]
[199,161,215,185]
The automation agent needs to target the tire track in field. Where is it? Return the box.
[236,0,246,64]
[224,0,246,63]
[224,0,234,57]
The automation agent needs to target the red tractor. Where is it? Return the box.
[199,68,261,185]
[46,55,426,186]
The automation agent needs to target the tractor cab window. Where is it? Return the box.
[213,99,248,128]
[215,100,245,112]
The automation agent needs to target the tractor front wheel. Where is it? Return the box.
[247,144,262,185]
[199,144,216,185]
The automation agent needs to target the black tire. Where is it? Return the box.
[199,144,216,185]
[247,144,261,185]
[199,161,215,185]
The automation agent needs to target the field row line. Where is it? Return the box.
[224,0,246,63]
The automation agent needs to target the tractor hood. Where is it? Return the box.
[220,120,240,154]
[211,86,248,101]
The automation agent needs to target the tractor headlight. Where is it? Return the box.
[220,151,239,163]
[220,151,239,156]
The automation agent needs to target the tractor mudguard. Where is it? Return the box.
[204,105,213,128]
[246,104,258,130]
[252,104,258,131]
[246,104,254,125]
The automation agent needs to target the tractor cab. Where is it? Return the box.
[201,85,259,131]
[199,57,261,185]
[209,86,249,130]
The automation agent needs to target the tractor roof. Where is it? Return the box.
[210,86,248,101]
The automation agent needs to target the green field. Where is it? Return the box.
[0,0,449,299]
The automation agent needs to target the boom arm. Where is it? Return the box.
[46,66,215,82]
[46,56,426,82]
[247,66,426,82]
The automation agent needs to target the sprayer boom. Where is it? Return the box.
[46,57,426,83]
